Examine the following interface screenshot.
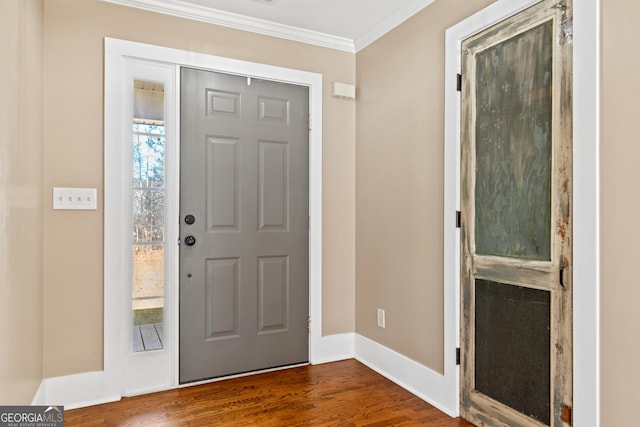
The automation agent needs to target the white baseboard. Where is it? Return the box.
[310,332,355,364]
[32,370,120,410]
[354,334,458,417]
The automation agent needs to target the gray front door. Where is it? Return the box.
[179,67,309,383]
[460,0,573,425]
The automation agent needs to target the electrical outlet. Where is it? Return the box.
[377,308,385,328]
[53,187,97,210]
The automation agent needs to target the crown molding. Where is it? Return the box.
[101,0,356,52]
[353,0,436,52]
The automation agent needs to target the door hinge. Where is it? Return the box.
[456,73,462,92]
[562,404,572,425]
[456,210,461,228]
[559,265,565,287]
[308,114,312,131]
[456,347,461,365]
[307,316,311,332]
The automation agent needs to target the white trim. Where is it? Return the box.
[444,0,600,425]
[100,0,355,53]
[354,334,456,417]
[310,333,355,365]
[32,371,120,410]
[572,0,600,425]
[101,0,439,53]
[353,0,436,52]
[120,59,177,396]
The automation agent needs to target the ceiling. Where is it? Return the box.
[103,0,436,52]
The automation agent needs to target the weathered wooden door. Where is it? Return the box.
[460,0,573,425]
[179,68,310,383]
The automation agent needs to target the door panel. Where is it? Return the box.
[206,137,239,231]
[180,68,309,383]
[474,279,551,424]
[258,255,289,332]
[258,140,289,231]
[473,19,553,262]
[205,257,239,339]
[460,0,573,426]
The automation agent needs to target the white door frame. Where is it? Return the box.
[444,0,599,425]
[118,58,178,395]
[104,38,324,395]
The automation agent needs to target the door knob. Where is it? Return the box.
[184,214,195,225]
[184,235,196,246]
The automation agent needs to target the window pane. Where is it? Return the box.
[132,81,166,353]
[132,244,165,353]
[133,132,165,188]
[133,189,164,243]
[474,21,553,260]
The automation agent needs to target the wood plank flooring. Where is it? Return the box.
[65,359,473,426]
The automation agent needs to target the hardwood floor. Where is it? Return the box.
[65,359,473,426]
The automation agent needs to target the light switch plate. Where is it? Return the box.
[53,187,97,210]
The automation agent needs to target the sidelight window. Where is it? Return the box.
[132,80,166,352]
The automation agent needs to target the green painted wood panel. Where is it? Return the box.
[474,21,553,261]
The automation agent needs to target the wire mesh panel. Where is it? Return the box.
[475,279,551,424]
